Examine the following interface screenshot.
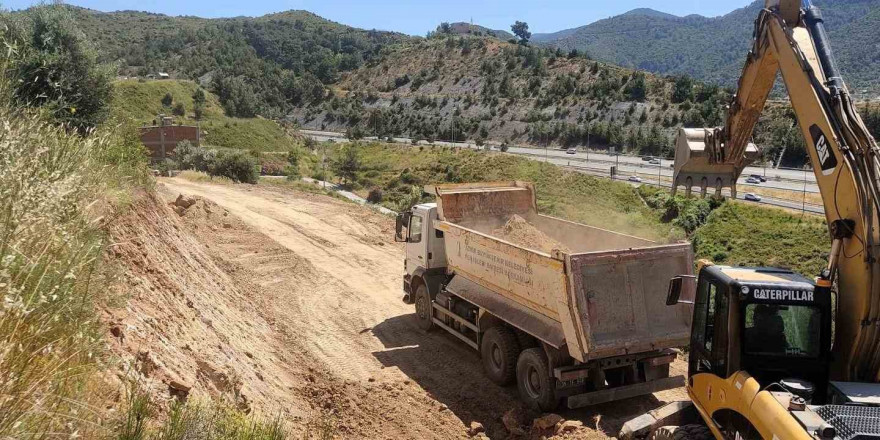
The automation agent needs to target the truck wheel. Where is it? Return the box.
[516,348,559,411]
[413,284,433,332]
[481,326,520,385]
[650,425,712,440]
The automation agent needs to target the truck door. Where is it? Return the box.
[689,274,730,378]
[405,210,428,269]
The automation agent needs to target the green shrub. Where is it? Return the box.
[367,188,384,203]
[174,140,216,173]
[210,151,259,183]
[285,165,302,181]
[2,5,113,132]
[116,388,290,440]
[260,156,287,176]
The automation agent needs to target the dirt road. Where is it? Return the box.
[158,177,685,439]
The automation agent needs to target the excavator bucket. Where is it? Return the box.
[671,128,761,199]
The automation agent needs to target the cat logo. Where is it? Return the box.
[752,288,814,302]
[810,124,837,175]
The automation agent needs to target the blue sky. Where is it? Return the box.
[2,1,754,35]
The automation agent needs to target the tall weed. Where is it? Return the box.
[0,72,145,437]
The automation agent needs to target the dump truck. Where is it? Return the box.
[394,181,694,410]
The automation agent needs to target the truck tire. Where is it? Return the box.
[650,425,713,440]
[413,283,433,332]
[481,326,520,385]
[516,348,559,412]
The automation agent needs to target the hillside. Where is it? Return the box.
[112,79,299,152]
[64,6,415,118]
[296,36,728,157]
[535,0,880,95]
[445,22,513,40]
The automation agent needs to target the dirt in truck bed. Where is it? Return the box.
[124,177,686,439]
[493,214,571,254]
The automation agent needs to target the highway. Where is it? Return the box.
[299,129,824,215]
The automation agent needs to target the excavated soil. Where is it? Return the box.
[492,215,571,254]
[104,178,687,439]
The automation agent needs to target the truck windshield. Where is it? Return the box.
[743,304,821,357]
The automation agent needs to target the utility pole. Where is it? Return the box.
[586,131,590,163]
[658,159,662,187]
[802,169,807,214]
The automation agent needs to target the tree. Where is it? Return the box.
[511,21,531,45]
[333,143,362,185]
[212,74,258,118]
[2,5,113,132]
[345,125,365,141]
[624,71,647,102]
[672,75,695,103]
[192,88,206,120]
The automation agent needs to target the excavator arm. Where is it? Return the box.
[673,0,880,382]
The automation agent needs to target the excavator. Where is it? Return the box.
[620,0,880,439]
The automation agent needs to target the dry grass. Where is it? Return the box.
[0,73,148,437]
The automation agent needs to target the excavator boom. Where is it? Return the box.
[673,0,880,383]
[622,1,880,439]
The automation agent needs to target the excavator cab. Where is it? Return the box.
[674,264,833,402]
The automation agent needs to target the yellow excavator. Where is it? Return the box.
[621,1,880,439]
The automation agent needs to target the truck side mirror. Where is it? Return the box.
[394,212,411,242]
[667,276,696,305]
[667,277,683,305]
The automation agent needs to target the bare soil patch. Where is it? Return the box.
[106,178,686,438]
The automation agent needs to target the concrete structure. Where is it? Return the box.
[139,115,200,162]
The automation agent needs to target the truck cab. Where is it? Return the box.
[395,203,447,304]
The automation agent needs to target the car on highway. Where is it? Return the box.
[628,176,643,183]
[566,149,577,154]
[744,193,762,202]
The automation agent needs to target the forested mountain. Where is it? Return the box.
[46,4,880,167]
[62,6,414,118]
[534,0,880,95]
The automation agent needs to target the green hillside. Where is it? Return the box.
[535,0,880,95]
[64,6,415,119]
[112,79,297,152]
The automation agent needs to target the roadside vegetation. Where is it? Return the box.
[0,6,300,438]
[637,186,828,276]
[313,140,828,276]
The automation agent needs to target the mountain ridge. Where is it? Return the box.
[534,0,880,95]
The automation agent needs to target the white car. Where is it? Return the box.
[744,193,762,202]
[628,176,643,183]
